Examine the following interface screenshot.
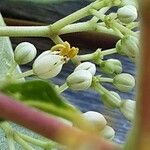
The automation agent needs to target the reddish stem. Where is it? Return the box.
[0,93,119,150]
[133,1,150,149]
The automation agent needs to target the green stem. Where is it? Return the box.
[111,20,137,36]
[92,80,107,95]
[95,25,117,36]
[111,26,124,38]
[17,132,55,149]
[71,56,81,66]
[78,48,101,62]
[98,77,113,83]
[0,122,15,150]
[89,6,111,23]
[101,48,117,56]
[0,1,121,39]
[7,137,16,150]
[58,83,68,94]
[0,122,55,150]
[50,35,64,44]
[16,70,34,79]
[126,22,139,30]
[59,21,93,35]
[78,53,95,61]
[59,21,117,37]
[90,9,105,21]
[51,0,109,33]
[14,134,35,150]
[0,26,50,37]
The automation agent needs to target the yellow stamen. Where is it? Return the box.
[67,47,79,58]
[51,44,65,51]
[51,41,79,59]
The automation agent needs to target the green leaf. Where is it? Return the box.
[0,14,14,76]
[0,13,22,87]
[1,80,79,121]
[1,80,75,111]
[1,80,94,131]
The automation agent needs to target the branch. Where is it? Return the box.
[0,93,120,150]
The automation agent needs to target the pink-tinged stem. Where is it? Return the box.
[0,94,119,150]
[133,1,150,149]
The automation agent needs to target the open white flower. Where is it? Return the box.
[33,51,65,79]
[66,70,92,90]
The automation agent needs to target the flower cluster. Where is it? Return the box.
[4,0,139,144]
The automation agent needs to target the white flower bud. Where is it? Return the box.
[120,99,135,121]
[113,73,135,92]
[83,111,107,131]
[100,59,122,75]
[121,0,138,8]
[116,35,139,61]
[14,42,37,65]
[33,51,64,79]
[117,5,138,24]
[101,91,122,109]
[100,125,115,140]
[66,70,92,90]
[74,62,96,76]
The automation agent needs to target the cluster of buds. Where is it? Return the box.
[9,0,139,144]
[13,40,136,123]
[83,111,115,140]
[14,41,79,79]
[101,90,136,121]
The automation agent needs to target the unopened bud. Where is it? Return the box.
[116,35,139,61]
[100,125,115,140]
[117,5,138,24]
[101,91,122,109]
[120,99,136,121]
[66,70,92,90]
[14,42,37,65]
[113,73,135,92]
[100,59,122,74]
[74,62,96,76]
[83,111,107,131]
